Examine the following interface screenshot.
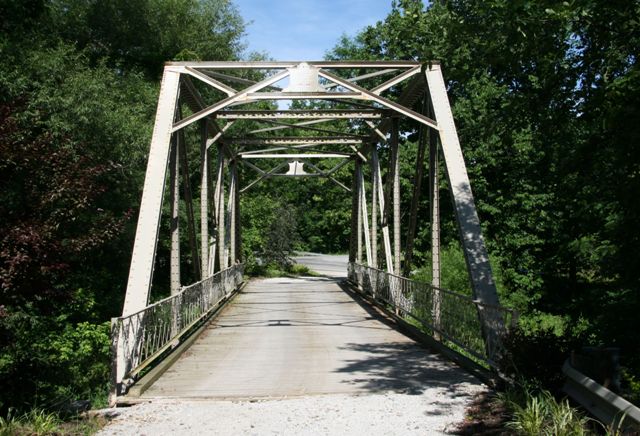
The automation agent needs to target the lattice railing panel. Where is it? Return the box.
[348,262,516,366]
[112,264,244,393]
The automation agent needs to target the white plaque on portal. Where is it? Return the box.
[285,160,307,175]
[283,63,326,93]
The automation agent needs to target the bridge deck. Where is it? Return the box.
[143,256,479,399]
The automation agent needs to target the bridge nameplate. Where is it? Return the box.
[284,63,325,93]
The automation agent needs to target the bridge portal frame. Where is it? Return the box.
[118,61,504,392]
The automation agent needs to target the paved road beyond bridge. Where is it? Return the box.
[101,254,486,434]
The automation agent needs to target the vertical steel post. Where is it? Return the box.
[405,96,428,276]
[370,147,378,269]
[429,101,442,338]
[349,159,359,264]
[179,127,201,280]
[215,145,226,271]
[224,169,232,268]
[229,160,237,264]
[374,152,393,273]
[356,160,363,263]
[233,160,242,263]
[200,120,209,278]
[123,68,180,316]
[391,118,401,275]
[359,168,372,266]
[169,136,181,296]
[425,64,503,358]
[207,139,216,275]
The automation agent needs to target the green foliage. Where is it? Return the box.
[500,325,583,392]
[287,264,316,277]
[254,263,317,279]
[2,0,640,420]
[6,0,247,77]
[621,369,640,407]
[0,409,19,436]
[0,406,105,436]
[329,0,640,384]
[264,205,299,270]
[0,408,60,436]
[22,409,61,435]
[241,196,307,276]
[501,387,591,436]
[0,101,123,411]
[0,0,246,415]
[412,243,472,294]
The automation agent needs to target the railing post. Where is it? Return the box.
[171,291,180,337]
[109,317,123,406]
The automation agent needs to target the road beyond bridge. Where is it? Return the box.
[100,254,487,435]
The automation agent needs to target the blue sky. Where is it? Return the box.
[235,0,394,60]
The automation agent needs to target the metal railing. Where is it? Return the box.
[111,264,244,396]
[348,262,516,367]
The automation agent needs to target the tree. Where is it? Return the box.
[0,0,247,412]
[327,0,640,377]
[0,101,127,410]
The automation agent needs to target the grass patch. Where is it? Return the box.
[495,382,600,435]
[457,383,610,436]
[0,408,107,436]
[250,261,319,278]
[285,263,318,277]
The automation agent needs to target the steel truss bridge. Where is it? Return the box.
[110,60,517,405]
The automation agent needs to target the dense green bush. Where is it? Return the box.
[0,0,246,415]
[499,325,583,393]
[412,243,470,294]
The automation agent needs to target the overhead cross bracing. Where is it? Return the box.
[214,109,390,120]
[112,60,510,403]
